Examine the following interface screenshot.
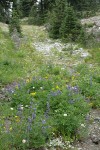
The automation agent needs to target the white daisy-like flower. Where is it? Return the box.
[20,106,24,110]
[63,114,67,116]
[68,145,72,148]
[22,139,26,143]
[61,67,65,70]
[81,124,85,128]
[40,87,43,90]
[10,108,14,110]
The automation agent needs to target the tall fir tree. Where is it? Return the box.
[48,0,67,38]
[59,5,82,41]
[9,9,22,36]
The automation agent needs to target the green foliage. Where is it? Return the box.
[15,0,35,18]
[88,43,100,64]
[9,10,22,36]
[0,1,10,23]
[0,13,100,149]
[3,63,89,149]
[48,1,85,43]
[67,0,100,18]
[0,27,43,86]
[75,64,100,108]
[48,0,66,38]
[28,4,45,25]
[59,5,83,42]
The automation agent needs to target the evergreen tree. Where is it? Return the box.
[17,0,35,18]
[28,3,40,25]
[0,0,11,23]
[9,10,22,36]
[48,0,67,38]
[67,0,100,17]
[59,5,82,41]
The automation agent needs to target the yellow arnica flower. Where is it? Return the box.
[72,76,75,80]
[89,103,94,107]
[26,79,30,83]
[15,116,18,118]
[66,79,69,83]
[56,85,59,89]
[10,127,13,131]
[15,116,20,122]
[30,92,36,96]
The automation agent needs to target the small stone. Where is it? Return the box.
[91,135,100,144]
[94,117,100,122]
[78,148,82,150]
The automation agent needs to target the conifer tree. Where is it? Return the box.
[48,0,67,38]
[9,10,22,36]
[28,2,45,25]
[59,5,82,41]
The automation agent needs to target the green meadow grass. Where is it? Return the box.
[0,27,46,86]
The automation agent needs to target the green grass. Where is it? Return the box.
[0,27,46,86]
[89,44,100,64]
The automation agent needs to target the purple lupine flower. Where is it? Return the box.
[16,105,23,119]
[41,126,46,134]
[76,97,80,101]
[42,119,46,124]
[67,85,71,90]
[57,90,62,94]
[18,84,21,89]
[27,124,32,132]
[72,86,79,93]
[51,90,62,97]
[32,113,36,120]
[28,116,32,123]
[17,105,23,111]
[33,107,36,111]
[47,102,50,111]
[68,99,75,104]
[47,94,51,100]
[44,101,50,118]
[29,101,33,109]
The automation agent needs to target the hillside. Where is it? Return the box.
[0,19,100,150]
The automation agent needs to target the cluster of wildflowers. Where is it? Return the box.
[1,70,92,149]
[27,101,36,132]
[50,90,62,97]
